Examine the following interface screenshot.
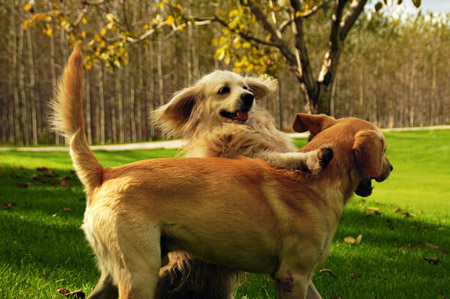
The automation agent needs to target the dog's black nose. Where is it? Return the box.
[241,92,254,110]
[390,165,393,171]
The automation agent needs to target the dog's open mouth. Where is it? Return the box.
[355,178,373,197]
[220,110,249,122]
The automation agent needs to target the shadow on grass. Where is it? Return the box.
[1,163,449,298]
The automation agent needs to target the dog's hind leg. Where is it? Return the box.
[87,274,118,299]
[112,222,162,299]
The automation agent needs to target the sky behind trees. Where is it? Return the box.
[396,0,450,15]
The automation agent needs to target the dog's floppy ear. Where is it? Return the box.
[292,113,336,135]
[152,86,203,135]
[244,75,278,99]
[352,130,384,178]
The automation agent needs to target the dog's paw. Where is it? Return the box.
[318,146,334,169]
[303,146,333,174]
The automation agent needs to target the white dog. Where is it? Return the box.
[153,70,332,173]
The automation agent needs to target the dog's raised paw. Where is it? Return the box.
[318,147,334,169]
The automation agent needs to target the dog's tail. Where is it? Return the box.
[50,46,103,192]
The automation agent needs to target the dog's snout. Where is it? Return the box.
[241,92,254,109]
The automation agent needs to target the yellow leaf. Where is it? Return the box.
[106,13,116,23]
[86,63,92,71]
[100,28,107,36]
[23,3,33,11]
[166,15,174,26]
[82,17,88,25]
[45,28,53,36]
[344,236,356,245]
[23,19,31,30]
[215,49,225,61]
[355,234,363,245]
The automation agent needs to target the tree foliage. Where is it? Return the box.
[22,0,422,114]
[2,0,448,145]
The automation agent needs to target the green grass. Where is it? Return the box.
[1,131,449,298]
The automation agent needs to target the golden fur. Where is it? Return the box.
[152,70,333,298]
[152,70,332,173]
[52,47,392,299]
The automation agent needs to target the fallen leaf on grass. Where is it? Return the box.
[344,234,363,245]
[366,207,379,212]
[63,208,72,212]
[61,181,72,187]
[319,269,336,277]
[344,236,356,245]
[401,212,416,218]
[2,203,15,210]
[355,234,363,245]
[424,257,440,265]
[422,242,439,250]
[57,288,86,298]
[392,207,402,213]
[366,207,382,215]
[351,273,360,279]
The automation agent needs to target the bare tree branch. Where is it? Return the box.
[289,0,317,96]
[211,16,280,48]
[340,0,368,39]
[245,1,297,68]
[247,0,282,41]
[81,0,113,6]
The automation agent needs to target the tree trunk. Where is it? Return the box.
[18,26,28,145]
[116,67,125,143]
[99,64,106,144]
[27,28,38,145]
[10,1,21,144]
[85,69,92,144]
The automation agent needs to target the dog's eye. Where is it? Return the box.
[243,86,248,90]
[218,86,230,95]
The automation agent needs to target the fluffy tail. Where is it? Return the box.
[50,46,103,192]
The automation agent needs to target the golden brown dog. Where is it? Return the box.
[52,47,392,299]
[152,69,334,298]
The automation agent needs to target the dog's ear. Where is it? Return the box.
[292,113,336,135]
[153,86,201,124]
[152,86,203,136]
[352,130,384,178]
[244,76,278,99]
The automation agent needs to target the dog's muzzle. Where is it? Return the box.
[220,92,255,122]
[356,160,393,197]
[355,178,373,197]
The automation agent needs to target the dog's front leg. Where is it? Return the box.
[87,274,118,299]
[255,147,333,173]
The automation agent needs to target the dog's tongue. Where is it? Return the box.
[236,111,248,121]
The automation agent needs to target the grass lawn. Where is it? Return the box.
[0,130,449,298]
